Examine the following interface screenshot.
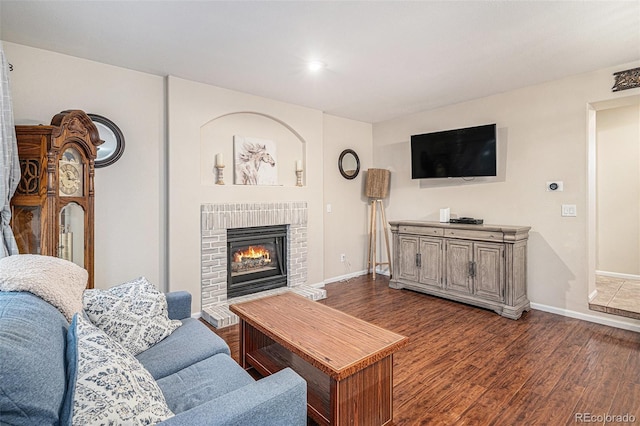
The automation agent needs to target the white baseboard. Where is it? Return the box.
[324,267,392,285]
[375,266,391,277]
[324,269,368,285]
[306,281,328,289]
[596,270,640,281]
[530,302,640,333]
[588,289,598,302]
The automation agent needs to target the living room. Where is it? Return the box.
[2,1,639,332]
[1,2,639,423]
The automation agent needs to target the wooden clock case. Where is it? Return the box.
[10,110,102,288]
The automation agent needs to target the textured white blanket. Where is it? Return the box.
[0,254,88,321]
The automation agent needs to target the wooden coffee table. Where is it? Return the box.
[229,292,408,426]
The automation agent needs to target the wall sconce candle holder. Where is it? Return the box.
[215,165,225,185]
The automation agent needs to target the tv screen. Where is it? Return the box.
[411,124,497,179]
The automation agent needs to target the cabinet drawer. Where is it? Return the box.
[444,229,503,242]
[399,226,444,237]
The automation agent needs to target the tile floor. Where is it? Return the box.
[589,275,640,320]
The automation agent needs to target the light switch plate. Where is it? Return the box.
[562,204,577,217]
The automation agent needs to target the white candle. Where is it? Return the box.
[216,153,224,167]
[296,160,303,171]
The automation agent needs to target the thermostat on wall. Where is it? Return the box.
[546,181,563,191]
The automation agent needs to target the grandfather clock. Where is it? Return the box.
[10,110,102,288]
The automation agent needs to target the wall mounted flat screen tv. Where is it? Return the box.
[411,124,497,179]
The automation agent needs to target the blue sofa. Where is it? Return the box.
[0,290,307,425]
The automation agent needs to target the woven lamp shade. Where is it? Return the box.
[365,168,390,199]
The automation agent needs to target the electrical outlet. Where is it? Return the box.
[340,254,346,262]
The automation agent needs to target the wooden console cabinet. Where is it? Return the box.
[389,221,530,319]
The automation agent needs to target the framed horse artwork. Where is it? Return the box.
[234,136,278,185]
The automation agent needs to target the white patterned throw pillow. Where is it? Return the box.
[83,277,181,356]
[65,314,174,425]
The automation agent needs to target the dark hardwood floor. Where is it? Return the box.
[205,275,640,425]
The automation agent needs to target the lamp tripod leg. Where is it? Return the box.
[372,200,378,279]
[367,199,375,274]
[380,201,392,278]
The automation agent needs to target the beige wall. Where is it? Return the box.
[167,76,328,311]
[322,114,373,280]
[200,113,304,188]
[4,42,166,290]
[373,61,640,328]
[596,104,640,275]
[5,40,640,329]
[5,43,372,309]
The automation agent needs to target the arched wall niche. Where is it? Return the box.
[200,111,307,186]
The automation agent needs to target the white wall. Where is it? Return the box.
[167,76,326,311]
[597,104,640,275]
[322,114,373,280]
[6,40,640,328]
[4,42,166,290]
[4,42,372,309]
[373,61,640,329]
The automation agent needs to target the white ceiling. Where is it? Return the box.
[1,1,639,123]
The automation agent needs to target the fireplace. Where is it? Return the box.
[227,225,287,299]
[201,202,326,329]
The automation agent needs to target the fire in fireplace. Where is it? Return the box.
[227,225,287,299]
[232,245,272,274]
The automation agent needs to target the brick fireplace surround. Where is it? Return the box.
[200,201,326,328]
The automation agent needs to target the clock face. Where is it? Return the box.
[59,163,81,196]
[59,148,83,197]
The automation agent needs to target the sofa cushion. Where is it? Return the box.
[156,353,255,414]
[0,254,87,321]
[0,292,68,425]
[83,277,182,355]
[136,317,231,380]
[62,314,174,425]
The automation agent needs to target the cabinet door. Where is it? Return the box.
[398,236,419,282]
[419,237,443,288]
[445,239,473,294]
[474,242,505,302]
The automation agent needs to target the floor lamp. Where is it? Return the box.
[366,168,392,280]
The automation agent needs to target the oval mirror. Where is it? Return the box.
[338,149,360,180]
[88,114,125,168]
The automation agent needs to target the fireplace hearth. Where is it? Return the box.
[227,225,287,299]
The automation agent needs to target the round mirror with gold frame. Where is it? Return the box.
[338,149,360,180]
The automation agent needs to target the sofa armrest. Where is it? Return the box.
[166,291,192,320]
[159,368,307,426]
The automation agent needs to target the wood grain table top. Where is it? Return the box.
[230,292,409,380]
